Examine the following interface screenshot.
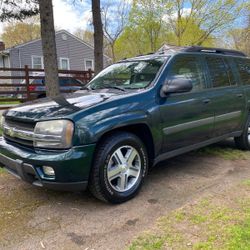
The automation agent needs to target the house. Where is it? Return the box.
[0,30,110,83]
[157,44,184,54]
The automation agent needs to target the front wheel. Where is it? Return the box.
[89,132,148,203]
[234,115,250,150]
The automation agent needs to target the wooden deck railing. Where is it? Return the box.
[0,66,93,109]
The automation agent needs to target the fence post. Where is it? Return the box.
[88,68,92,81]
[24,65,30,101]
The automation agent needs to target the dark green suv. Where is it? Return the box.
[0,46,249,203]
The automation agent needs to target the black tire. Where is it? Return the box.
[88,131,148,204]
[234,115,250,150]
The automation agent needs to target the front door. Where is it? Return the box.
[159,54,214,152]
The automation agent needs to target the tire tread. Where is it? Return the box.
[89,131,146,203]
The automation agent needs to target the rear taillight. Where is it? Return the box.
[28,85,36,92]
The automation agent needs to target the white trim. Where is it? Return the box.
[84,59,94,70]
[31,55,44,69]
[59,57,70,70]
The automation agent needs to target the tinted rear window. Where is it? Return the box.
[206,57,230,88]
[235,59,250,85]
[59,78,81,86]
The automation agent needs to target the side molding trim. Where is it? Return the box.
[163,116,214,135]
[163,111,242,135]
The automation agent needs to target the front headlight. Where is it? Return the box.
[34,120,74,149]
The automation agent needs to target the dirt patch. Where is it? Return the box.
[0,140,250,250]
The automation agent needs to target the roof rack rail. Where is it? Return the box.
[183,46,246,57]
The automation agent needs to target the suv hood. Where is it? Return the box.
[4,91,117,121]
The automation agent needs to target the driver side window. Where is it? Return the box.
[168,56,205,91]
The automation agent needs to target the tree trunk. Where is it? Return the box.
[92,0,104,74]
[38,0,60,97]
[111,43,116,62]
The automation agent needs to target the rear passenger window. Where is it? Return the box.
[168,56,205,91]
[206,57,230,87]
[236,59,250,85]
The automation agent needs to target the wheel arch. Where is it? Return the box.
[95,123,155,167]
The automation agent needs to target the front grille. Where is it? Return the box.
[3,118,36,147]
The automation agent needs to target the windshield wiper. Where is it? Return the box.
[97,84,126,92]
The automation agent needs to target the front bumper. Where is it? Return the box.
[0,137,96,191]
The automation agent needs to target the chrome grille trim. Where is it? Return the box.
[3,124,34,141]
[3,121,62,146]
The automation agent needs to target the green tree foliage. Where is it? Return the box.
[115,0,167,59]
[167,0,248,46]
[1,18,40,48]
[229,13,250,56]
[114,0,248,60]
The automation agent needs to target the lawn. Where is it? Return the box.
[0,98,21,105]
[129,180,250,250]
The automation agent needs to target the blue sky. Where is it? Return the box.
[0,0,247,36]
[0,0,94,34]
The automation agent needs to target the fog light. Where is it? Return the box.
[42,166,55,176]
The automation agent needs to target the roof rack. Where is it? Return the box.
[183,46,246,57]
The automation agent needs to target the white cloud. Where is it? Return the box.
[0,0,92,37]
[163,8,192,23]
[53,0,92,32]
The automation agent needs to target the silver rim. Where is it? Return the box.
[107,145,141,192]
[248,126,250,143]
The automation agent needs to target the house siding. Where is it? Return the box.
[8,30,110,83]
[10,31,109,71]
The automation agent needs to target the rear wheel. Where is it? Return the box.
[89,132,148,203]
[234,115,250,150]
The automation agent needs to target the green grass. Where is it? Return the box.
[129,234,165,250]
[0,168,5,175]
[243,179,250,187]
[0,98,20,105]
[226,217,250,250]
[197,146,250,160]
[0,101,20,105]
[128,180,250,250]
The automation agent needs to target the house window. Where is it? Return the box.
[32,56,43,69]
[85,59,94,70]
[60,58,70,70]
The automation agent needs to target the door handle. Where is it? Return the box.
[203,99,211,104]
[236,93,243,98]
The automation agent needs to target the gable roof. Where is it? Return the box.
[2,29,110,59]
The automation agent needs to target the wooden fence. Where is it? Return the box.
[0,66,93,109]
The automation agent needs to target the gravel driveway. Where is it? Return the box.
[0,140,250,250]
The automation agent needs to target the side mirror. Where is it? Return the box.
[160,78,193,97]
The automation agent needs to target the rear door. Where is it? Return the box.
[205,55,245,137]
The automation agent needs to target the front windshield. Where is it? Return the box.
[88,58,166,90]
